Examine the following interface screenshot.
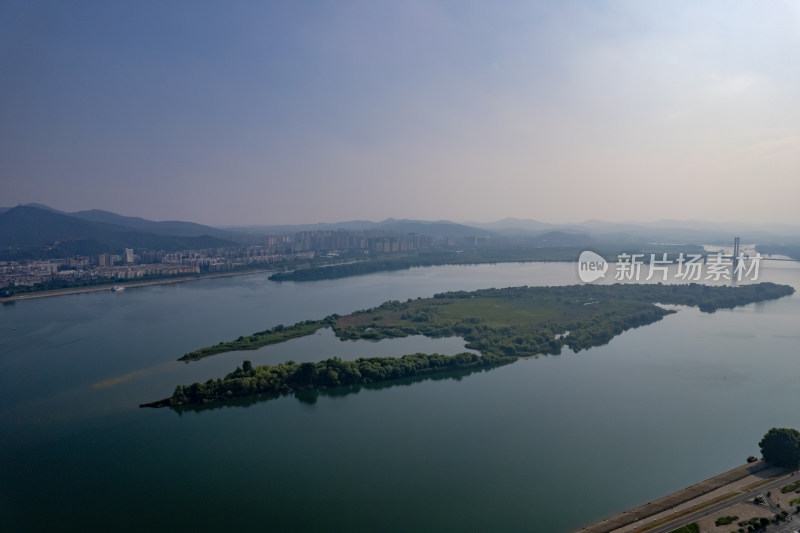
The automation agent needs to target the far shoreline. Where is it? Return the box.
[4,253,796,304]
[0,268,276,304]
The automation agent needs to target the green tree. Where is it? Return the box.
[294,362,318,386]
[759,427,800,469]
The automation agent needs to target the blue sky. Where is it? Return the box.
[1,1,798,226]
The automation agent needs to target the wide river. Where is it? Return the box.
[1,261,799,532]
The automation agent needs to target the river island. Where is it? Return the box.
[142,282,794,408]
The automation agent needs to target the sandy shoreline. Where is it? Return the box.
[0,268,275,303]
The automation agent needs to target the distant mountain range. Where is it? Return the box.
[236,215,798,244]
[233,218,495,239]
[466,217,800,245]
[16,203,238,239]
[0,205,239,260]
[1,203,797,261]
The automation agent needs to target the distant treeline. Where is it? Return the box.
[143,352,516,408]
[268,249,575,282]
[756,244,800,261]
[268,246,707,282]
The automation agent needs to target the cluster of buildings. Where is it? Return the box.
[0,229,435,290]
[291,230,433,253]
[160,247,314,273]
[0,255,202,288]
[0,246,310,289]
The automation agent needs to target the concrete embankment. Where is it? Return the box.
[577,460,770,533]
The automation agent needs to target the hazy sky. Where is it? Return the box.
[1,1,798,226]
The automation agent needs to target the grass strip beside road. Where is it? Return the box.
[666,523,699,533]
[780,479,800,493]
[635,492,740,532]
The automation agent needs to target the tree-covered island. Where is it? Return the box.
[146,282,794,408]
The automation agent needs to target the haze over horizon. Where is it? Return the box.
[6,202,800,233]
[2,1,799,227]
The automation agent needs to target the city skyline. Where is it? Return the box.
[2,1,799,227]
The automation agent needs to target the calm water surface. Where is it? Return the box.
[1,261,799,532]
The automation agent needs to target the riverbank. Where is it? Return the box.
[577,460,798,533]
[0,268,275,303]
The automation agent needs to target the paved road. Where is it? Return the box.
[645,471,800,533]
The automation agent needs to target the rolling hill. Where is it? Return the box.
[0,206,237,260]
